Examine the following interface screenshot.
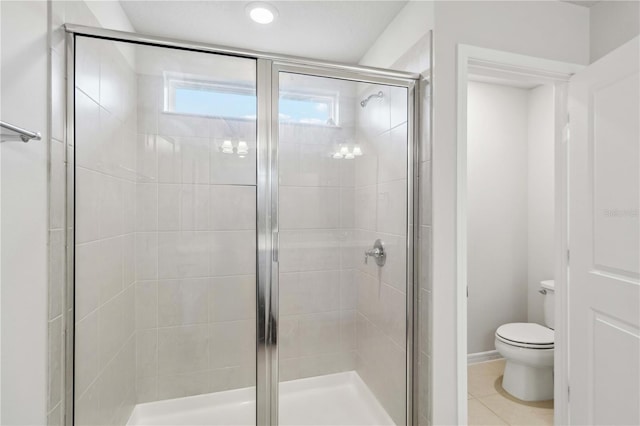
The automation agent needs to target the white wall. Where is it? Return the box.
[359,1,433,68]
[431,2,588,422]
[466,81,556,353]
[590,0,640,62]
[0,2,49,423]
[466,81,529,354]
[527,84,555,325]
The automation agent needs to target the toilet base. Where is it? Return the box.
[502,360,553,401]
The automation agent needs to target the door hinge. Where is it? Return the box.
[467,286,469,298]
[567,385,570,402]
[567,249,570,263]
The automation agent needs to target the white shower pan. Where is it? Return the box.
[127,371,396,426]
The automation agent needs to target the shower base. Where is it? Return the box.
[127,371,395,426]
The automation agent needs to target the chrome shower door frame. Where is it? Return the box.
[267,61,420,426]
[64,24,420,426]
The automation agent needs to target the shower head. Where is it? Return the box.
[360,91,384,108]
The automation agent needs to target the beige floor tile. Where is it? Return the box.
[479,393,553,426]
[468,399,508,426]
[494,380,554,410]
[485,359,506,374]
[468,360,505,398]
[468,359,554,425]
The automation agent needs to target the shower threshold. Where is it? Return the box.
[127,370,395,426]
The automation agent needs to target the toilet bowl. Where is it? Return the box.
[495,280,555,401]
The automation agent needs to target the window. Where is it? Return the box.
[165,73,257,119]
[164,72,338,125]
[278,92,337,126]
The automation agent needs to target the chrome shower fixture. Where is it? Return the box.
[360,91,384,107]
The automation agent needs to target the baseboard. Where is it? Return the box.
[468,350,502,364]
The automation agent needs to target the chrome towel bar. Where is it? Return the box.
[0,120,42,142]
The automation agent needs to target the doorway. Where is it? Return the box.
[465,74,556,425]
[67,27,421,426]
[455,45,584,425]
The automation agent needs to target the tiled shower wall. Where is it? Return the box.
[278,75,358,381]
[353,83,409,425]
[133,50,258,403]
[48,3,69,424]
[49,2,105,424]
[73,36,138,424]
[391,34,433,426]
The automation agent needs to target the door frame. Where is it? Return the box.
[266,61,420,425]
[455,44,583,424]
[64,24,421,426]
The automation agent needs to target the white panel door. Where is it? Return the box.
[568,36,640,425]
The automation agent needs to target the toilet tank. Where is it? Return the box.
[541,280,555,329]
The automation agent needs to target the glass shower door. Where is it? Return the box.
[73,36,258,425]
[275,71,410,425]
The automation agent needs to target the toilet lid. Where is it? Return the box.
[496,323,554,347]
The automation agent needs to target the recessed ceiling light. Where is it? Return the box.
[246,2,278,24]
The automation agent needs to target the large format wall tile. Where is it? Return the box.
[209,320,255,369]
[378,123,408,183]
[353,74,415,426]
[132,63,259,403]
[209,138,256,185]
[209,185,256,230]
[75,37,101,102]
[279,270,341,316]
[136,329,158,379]
[157,371,211,400]
[157,278,209,326]
[157,325,209,376]
[74,35,138,425]
[210,231,256,276]
[135,281,158,330]
[158,231,210,279]
[209,275,256,322]
[280,186,341,230]
[276,73,359,383]
[279,229,344,273]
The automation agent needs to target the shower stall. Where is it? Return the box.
[67,25,424,426]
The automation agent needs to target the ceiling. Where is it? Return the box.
[119,1,408,64]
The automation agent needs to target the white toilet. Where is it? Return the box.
[494,280,555,401]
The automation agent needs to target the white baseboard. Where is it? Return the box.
[467,350,502,364]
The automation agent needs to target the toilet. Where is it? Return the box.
[495,280,555,401]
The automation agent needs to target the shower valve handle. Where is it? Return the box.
[364,239,386,267]
[364,248,382,263]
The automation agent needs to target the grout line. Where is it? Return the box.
[76,332,136,403]
[475,397,513,426]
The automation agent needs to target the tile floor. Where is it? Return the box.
[468,359,554,425]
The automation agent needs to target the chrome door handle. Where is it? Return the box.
[364,239,386,267]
